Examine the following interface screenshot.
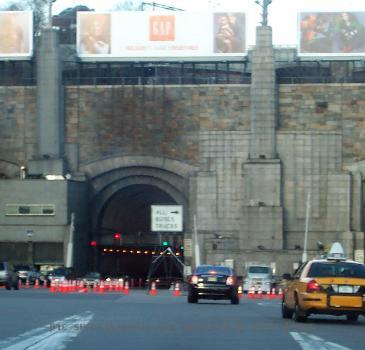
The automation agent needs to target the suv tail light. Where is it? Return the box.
[191,275,199,284]
[226,276,235,286]
[306,279,320,293]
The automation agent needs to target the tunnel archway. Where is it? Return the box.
[84,155,197,281]
[97,184,182,279]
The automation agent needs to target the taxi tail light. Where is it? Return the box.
[226,276,235,286]
[306,280,320,293]
[191,275,199,284]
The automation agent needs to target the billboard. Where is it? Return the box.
[0,11,33,59]
[299,11,365,56]
[77,12,246,61]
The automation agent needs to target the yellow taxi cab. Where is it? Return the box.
[282,242,365,322]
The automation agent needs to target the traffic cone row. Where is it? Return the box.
[246,286,283,299]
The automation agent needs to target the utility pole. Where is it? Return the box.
[302,191,311,263]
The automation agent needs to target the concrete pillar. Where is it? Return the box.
[250,26,277,159]
[28,27,64,175]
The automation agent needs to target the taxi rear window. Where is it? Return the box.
[308,262,365,278]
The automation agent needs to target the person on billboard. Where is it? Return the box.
[300,13,332,53]
[0,12,28,54]
[79,13,111,54]
[214,13,244,54]
[334,12,365,53]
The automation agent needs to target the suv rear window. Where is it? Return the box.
[248,266,270,274]
[195,266,232,275]
[308,262,365,278]
[0,262,4,270]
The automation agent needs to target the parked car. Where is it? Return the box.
[187,265,240,304]
[0,261,19,290]
[82,272,101,287]
[282,242,365,322]
[47,267,75,285]
[14,265,41,284]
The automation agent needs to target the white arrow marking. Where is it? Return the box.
[290,332,352,350]
[0,311,93,350]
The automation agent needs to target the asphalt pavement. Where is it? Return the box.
[0,288,364,350]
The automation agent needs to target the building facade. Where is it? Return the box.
[0,23,364,277]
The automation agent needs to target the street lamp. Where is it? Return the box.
[255,0,273,26]
[26,230,34,265]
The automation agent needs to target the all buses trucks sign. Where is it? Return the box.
[151,205,183,232]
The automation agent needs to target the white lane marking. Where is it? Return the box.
[290,332,352,350]
[0,311,93,350]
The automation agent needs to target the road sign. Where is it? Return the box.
[151,205,183,232]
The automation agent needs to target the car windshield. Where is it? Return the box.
[195,266,232,275]
[248,266,270,274]
[308,262,365,278]
[85,272,100,278]
[51,268,67,276]
[14,265,30,271]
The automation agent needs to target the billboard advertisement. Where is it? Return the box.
[0,11,33,59]
[299,11,365,56]
[77,12,246,60]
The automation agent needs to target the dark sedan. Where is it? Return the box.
[187,265,240,304]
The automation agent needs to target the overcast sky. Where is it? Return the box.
[1,0,365,46]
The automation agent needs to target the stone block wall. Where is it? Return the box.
[64,85,250,171]
[0,86,37,168]
[279,84,365,165]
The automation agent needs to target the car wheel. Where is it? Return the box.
[187,293,198,303]
[281,298,293,319]
[346,314,359,322]
[5,284,11,290]
[293,301,307,323]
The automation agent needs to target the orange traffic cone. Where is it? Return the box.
[99,281,105,294]
[256,286,263,299]
[18,279,22,289]
[173,282,181,297]
[238,285,243,299]
[271,288,276,299]
[50,280,56,293]
[118,279,124,292]
[278,288,283,300]
[266,288,271,299]
[34,278,40,289]
[123,280,130,295]
[149,281,157,296]
[25,278,30,289]
[248,286,254,299]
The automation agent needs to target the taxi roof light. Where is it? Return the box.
[326,242,346,261]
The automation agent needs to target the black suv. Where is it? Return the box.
[187,265,239,304]
[0,262,19,290]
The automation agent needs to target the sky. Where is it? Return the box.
[1,0,365,46]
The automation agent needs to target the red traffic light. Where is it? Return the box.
[114,233,121,239]
[90,240,97,247]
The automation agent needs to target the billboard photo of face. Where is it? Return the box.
[299,12,365,55]
[78,13,111,54]
[214,12,246,54]
[0,11,31,56]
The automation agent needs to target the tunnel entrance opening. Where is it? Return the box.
[96,184,184,281]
